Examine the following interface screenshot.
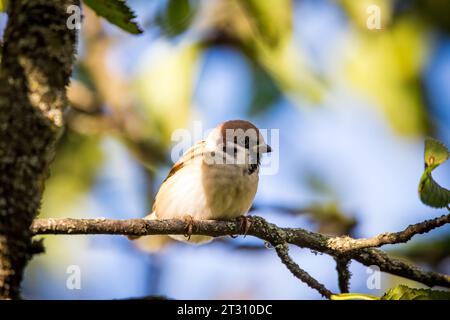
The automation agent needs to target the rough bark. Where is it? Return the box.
[0,0,79,299]
[31,216,450,289]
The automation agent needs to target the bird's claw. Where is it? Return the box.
[183,215,194,240]
[238,216,251,238]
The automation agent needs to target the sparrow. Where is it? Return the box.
[137,120,271,245]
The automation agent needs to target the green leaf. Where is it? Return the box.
[419,172,450,208]
[332,285,450,300]
[83,0,142,34]
[381,285,450,300]
[424,137,449,169]
[418,138,450,208]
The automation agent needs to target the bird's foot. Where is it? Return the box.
[237,215,251,238]
[183,215,195,240]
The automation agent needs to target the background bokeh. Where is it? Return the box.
[1,0,449,299]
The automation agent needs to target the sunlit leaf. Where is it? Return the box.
[381,285,450,300]
[424,137,449,169]
[331,293,379,300]
[83,0,142,34]
[419,171,450,208]
[332,285,450,300]
[418,138,450,208]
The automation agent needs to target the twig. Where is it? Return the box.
[334,257,351,293]
[274,243,333,298]
[31,216,450,289]
[327,214,450,252]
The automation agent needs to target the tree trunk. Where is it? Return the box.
[0,0,79,299]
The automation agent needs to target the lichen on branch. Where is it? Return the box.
[0,0,79,299]
[31,214,450,295]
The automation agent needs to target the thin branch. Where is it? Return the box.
[31,216,450,289]
[274,243,332,298]
[334,257,351,293]
[327,213,450,252]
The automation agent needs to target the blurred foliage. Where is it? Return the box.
[83,0,142,34]
[248,62,282,115]
[134,42,199,146]
[332,284,450,300]
[254,201,356,236]
[303,202,357,236]
[340,0,393,29]
[40,130,103,217]
[199,0,326,105]
[37,0,448,235]
[240,0,292,48]
[397,0,450,34]
[419,138,450,208]
[155,0,197,36]
[0,0,8,12]
[69,0,444,138]
[344,16,429,136]
[392,234,450,267]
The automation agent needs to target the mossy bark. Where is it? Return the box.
[0,0,79,299]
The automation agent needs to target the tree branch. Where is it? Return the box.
[334,257,351,293]
[327,213,450,252]
[274,243,332,298]
[31,215,450,290]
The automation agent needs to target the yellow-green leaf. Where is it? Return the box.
[418,138,450,208]
[332,285,450,300]
[381,285,450,300]
[424,137,449,169]
[331,293,379,300]
[419,172,450,208]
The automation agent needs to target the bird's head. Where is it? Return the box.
[205,120,271,166]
